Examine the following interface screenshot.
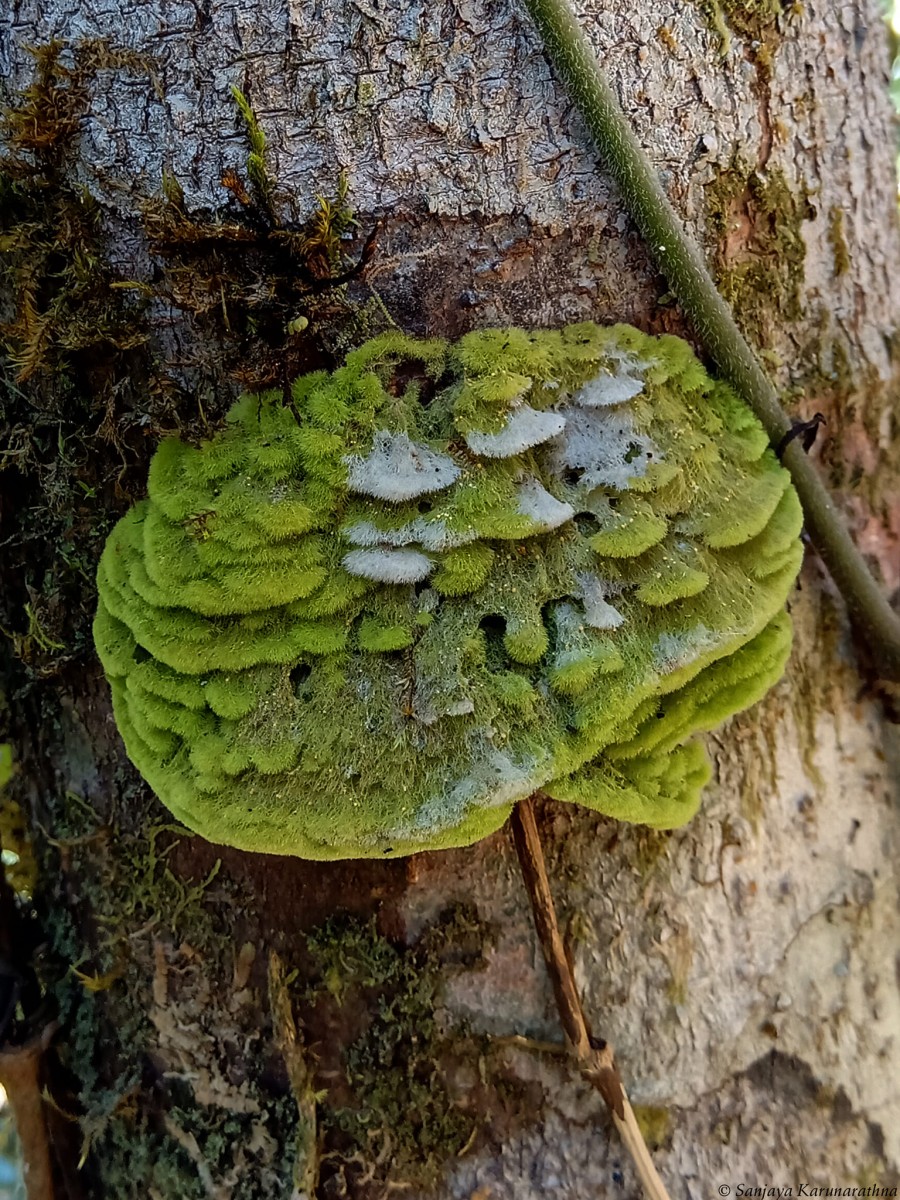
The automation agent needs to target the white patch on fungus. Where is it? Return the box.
[550,602,592,670]
[454,746,544,808]
[342,547,434,584]
[575,572,625,629]
[406,738,549,836]
[466,405,566,457]
[516,477,575,531]
[344,431,460,502]
[413,520,478,551]
[572,351,650,408]
[548,408,659,490]
[574,372,645,407]
[548,601,621,683]
[343,518,475,552]
[415,587,439,613]
[343,520,414,548]
[652,624,715,674]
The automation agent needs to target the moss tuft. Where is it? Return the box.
[94,325,803,858]
[827,206,851,278]
[705,164,811,344]
[305,911,485,1193]
[695,0,789,53]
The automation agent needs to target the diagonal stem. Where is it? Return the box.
[511,794,590,1055]
[518,0,900,680]
[511,795,672,1200]
[0,1026,59,1200]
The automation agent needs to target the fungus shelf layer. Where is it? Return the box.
[94,325,803,859]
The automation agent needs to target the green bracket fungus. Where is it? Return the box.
[94,325,802,860]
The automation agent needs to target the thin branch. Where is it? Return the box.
[518,0,900,680]
[0,1024,59,1200]
[268,951,319,1200]
[511,796,671,1200]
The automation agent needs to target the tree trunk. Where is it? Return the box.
[1,1,899,1197]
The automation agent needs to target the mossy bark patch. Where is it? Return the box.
[32,786,503,1198]
[705,164,812,345]
[695,0,788,54]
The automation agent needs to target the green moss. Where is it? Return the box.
[696,0,787,52]
[94,324,802,859]
[0,743,34,896]
[0,41,172,682]
[705,164,810,344]
[631,1104,673,1150]
[31,772,359,1199]
[696,1,734,54]
[0,41,154,384]
[305,911,485,1192]
[230,85,275,206]
[630,826,672,878]
[827,206,851,278]
[720,0,783,39]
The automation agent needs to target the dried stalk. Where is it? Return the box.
[268,950,319,1200]
[511,796,671,1200]
[0,1025,58,1200]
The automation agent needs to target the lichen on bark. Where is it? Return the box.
[704,162,811,342]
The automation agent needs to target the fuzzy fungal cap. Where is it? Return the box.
[94,325,803,860]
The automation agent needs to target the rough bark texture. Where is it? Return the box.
[1,1,899,1198]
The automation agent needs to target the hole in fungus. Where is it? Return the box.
[479,613,507,641]
[607,496,620,509]
[132,645,151,664]
[623,441,643,464]
[540,599,562,645]
[388,361,440,408]
[290,662,312,698]
[417,499,434,514]
[479,613,508,670]
[563,468,584,486]
[574,513,600,537]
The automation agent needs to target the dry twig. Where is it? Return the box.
[268,950,319,1200]
[511,795,671,1200]
[0,1023,59,1200]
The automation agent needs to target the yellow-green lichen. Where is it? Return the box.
[94,324,803,859]
[631,1104,673,1150]
[696,0,786,53]
[827,206,851,278]
[706,165,810,342]
[305,911,483,1191]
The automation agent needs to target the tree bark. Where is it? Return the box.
[1,1,899,1198]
